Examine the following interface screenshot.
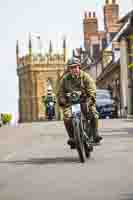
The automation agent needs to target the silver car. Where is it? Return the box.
[96,89,116,118]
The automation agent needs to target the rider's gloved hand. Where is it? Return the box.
[87,96,96,107]
[58,96,67,107]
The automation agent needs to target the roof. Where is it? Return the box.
[96,59,120,83]
[113,19,131,41]
[118,9,133,23]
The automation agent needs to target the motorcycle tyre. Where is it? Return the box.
[72,118,85,163]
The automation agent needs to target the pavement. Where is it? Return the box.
[0,119,133,200]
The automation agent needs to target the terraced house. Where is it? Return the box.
[81,0,133,117]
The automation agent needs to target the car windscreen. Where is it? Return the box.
[96,90,111,99]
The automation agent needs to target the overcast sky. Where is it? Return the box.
[0,0,132,121]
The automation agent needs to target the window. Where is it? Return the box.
[92,44,100,59]
[96,89,111,100]
[102,38,107,49]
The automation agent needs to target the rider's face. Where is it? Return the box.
[69,65,80,77]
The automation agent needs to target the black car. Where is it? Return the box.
[96,89,117,119]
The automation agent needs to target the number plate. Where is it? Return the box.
[49,102,54,106]
[72,104,81,114]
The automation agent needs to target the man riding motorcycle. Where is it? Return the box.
[57,57,102,148]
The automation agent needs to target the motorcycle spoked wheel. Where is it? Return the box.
[72,118,85,163]
[80,119,91,158]
[83,141,90,158]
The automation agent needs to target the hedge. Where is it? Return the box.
[1,113,12,124]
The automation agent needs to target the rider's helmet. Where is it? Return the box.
[47,85,52,95]
[66,57,81,69]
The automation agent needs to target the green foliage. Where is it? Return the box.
[128,63,133,69]
[1,113,12,124]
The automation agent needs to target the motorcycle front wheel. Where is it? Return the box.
[72,118,85,163]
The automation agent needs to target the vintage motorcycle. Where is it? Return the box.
[66,91,93,163]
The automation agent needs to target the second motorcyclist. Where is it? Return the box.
[43,86,56,120]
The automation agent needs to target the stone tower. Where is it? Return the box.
[16,34,67,123]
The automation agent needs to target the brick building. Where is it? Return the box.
[82,0,121,79]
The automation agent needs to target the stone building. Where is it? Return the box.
[16,34,67,123]
[96,10,133,117]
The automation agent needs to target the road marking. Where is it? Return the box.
[3,152,16,161]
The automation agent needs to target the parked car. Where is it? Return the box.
[96,89,117,119]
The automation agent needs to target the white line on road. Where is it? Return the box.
[2,152,17,161]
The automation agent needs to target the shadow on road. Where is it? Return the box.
[120,192,133,200]
[122,119,133,123]
[0,156,81,165]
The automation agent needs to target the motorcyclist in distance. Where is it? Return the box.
[43,86,56,120]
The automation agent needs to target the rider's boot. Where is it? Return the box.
[91,116,103,144]
[64,119,75,149]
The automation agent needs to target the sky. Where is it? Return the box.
[0,0,132,122]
